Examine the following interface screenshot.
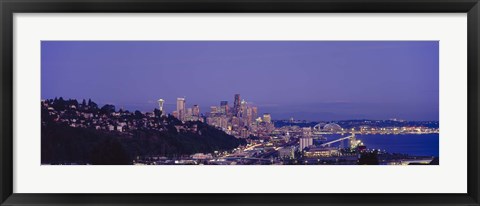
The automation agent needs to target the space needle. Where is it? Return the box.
[158,99,165,116]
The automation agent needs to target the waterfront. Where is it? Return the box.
[323,134,439,157]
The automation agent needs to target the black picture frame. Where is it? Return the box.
[1,0,479,205]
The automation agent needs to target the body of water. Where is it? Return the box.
[322,134,439,157]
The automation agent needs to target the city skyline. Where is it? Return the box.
[41,96,439,165]
[41,41,439,121]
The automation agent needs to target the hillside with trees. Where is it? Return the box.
[41,98,246,165]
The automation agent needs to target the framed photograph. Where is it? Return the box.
[1,0,479,205]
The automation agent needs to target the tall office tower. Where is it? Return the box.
[252,107,258,120]
[210,106,218,116]
[246,107,253,125]
[231,116,240,127]
[193,104,200,117]
[263,113,272,124]
[186,108,193,118]
[219,116,229,130]
[220,101,229,115]
[176,97,186,121]
[233,94,241,117]
[240,99,247,118]
[157,99,165,116]
[299,137,313,151]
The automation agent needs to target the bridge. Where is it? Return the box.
[319,134,361,149]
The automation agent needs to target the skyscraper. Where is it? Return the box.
[240,99,247,118]
[252,107,258,120]
[210,106,218,114]
[263,113,272,124]
[193,104,200,117]
[176,97,186,121]
[246,107,253,125]
[233,94,241,117]
[220,101,229,115]
[186,108,193,118]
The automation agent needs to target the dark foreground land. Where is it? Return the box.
[41,98,245,165]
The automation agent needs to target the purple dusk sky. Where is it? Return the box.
[41,41,439,121]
